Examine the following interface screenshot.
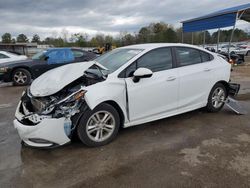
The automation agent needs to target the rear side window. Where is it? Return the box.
[137,47,173,72]
[72,50,86,58]
[200,51,210,62]
[200,51,213,62]
[0,53,9,59]
[176,47,201,66]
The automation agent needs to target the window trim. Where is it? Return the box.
[118,47,176,78]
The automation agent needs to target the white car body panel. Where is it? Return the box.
[14,43,232,147]
[234,47,250,56]
[178,61,213,111]
[0,51,27,64]
[125,68,179,122]
[84,78,128,123]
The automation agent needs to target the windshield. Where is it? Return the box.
[32,50,47,60]
[94,48,143,73]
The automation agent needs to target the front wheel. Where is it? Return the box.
[206,83,227,112]
[77,103,120,147]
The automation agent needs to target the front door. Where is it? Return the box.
[125,47,179,122]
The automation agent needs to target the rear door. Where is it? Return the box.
[124,47,179,122]
[175,47,214,111]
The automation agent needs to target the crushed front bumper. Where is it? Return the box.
[14,101,71,148]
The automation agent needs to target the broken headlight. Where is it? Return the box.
[56,89,86,106]
[52,89,87,117]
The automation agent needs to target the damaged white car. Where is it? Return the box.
[14,43,239,148]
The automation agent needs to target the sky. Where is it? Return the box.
[0,0,249,40]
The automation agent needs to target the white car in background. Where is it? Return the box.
[0,51,27,64]
[234,45,250,56]
[218,45,238,53]
[14,43,238,148]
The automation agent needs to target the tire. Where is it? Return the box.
[77,103,120,147]
[12,68,31,86]
[206,83,227,112]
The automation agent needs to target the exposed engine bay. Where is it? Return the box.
[18,66,106,125]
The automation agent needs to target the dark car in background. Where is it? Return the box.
[0,48,97,86]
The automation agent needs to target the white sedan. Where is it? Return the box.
[234,45,250,56]
[14,43,237,148]
[0,51,27,64]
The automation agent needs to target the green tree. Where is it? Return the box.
[104,35,113,44]
[138,27,151,43]
[17,34,29,43]
[164,27,178,43]
[152,22,167,34]
[1,33,12,43]
[121,33,136,46]
[91,34,105,47]
[73,33,87,47]
[43,37,64,47]
[31,34,40,43]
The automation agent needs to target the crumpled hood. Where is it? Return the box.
[30,61,95,97]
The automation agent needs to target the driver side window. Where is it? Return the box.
[120,47,173,78]
[137,47,173,72]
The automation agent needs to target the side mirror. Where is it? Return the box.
[133,68,153,83]
[44,56,49,61]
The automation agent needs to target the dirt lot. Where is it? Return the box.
[0,65,250,188]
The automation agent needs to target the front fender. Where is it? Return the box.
[84,79,128,122]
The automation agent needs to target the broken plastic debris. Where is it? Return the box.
[225,97,248,115]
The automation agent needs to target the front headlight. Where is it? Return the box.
[56,89,87,106]
[39,88,87,116]
[0,67,9,73]
[63,90,86,104]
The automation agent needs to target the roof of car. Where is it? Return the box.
[120,43,206,51]
[46,47,72,51]
[46,47,89,52]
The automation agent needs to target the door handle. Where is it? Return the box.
[204,68,211,72]
[166,76,176,81]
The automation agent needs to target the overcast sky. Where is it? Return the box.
[0,0,249,39]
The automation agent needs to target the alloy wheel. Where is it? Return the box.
[211,87,226,108]
[13,71,27,84]
[86,111,115,142]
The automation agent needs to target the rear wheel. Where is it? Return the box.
[12,68,31,86]
[77,103,120,147]
[206,83,227,112]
